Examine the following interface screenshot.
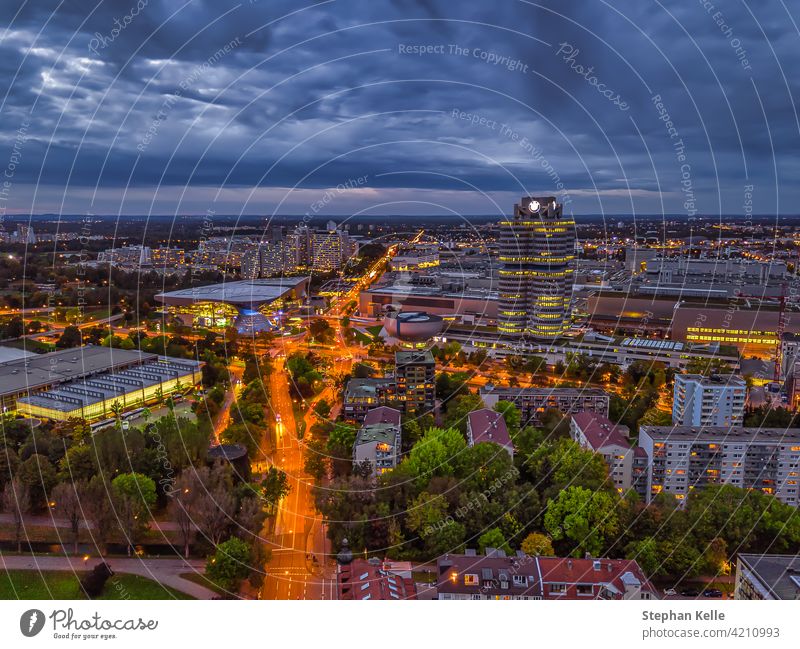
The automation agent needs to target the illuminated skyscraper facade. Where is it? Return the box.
[498,196,575,340]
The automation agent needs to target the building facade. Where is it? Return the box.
[672,374,746,427]
[498,196,575,340]
[480,386,610,426]
[639,426,800,507]
[394,350,435,413]
[570,413,640,496]
[352,407,402,476]
[436,550,657,600]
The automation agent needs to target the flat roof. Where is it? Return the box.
[155,277,308,307]
[0,346,156,398]
[355,422,399,446]
[738,554,800,600]
[640,426,800,442]
[395,350,435,365]
[17,357,201,412]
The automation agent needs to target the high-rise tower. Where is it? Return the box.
[498,196,575,340]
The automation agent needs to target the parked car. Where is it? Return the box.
[663,588,677,596]
[680,588,700,597]
[703,588,723,598]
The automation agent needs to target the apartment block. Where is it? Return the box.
[570,413,641,497]
[481,386,609,426]
[672,374,746,427]
[639,426,800,507]
[352,407,402,476]
[394,350,435,413]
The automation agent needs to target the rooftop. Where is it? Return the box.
[395,349,435,366]
[571,412,630,450]
[154,277,307,307]
[640,426,800,442]
[467,408,512,449]
[17,357,201,412]
[355,422,400,447]
[0,346,155,398]
[738,554,800,600]
[676,373,747,387]
[338,558,416,600]
[362,406,402,427]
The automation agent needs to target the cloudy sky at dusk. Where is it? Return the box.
[0,0,798,218]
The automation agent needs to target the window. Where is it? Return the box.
[464,574,479,586]
[577,585,593,596]
[513,575,527,587]
[549,583,566,594]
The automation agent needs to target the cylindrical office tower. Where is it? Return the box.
[498,197,575,340]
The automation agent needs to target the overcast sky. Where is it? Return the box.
[0,0,798,219]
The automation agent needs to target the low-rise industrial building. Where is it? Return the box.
[0,346,160,411]
[16,357,202,421]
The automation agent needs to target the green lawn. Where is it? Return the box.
[0,570,194,600]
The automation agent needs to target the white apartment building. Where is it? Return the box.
[672,374,746,427]
[639,426,800,507]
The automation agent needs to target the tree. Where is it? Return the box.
[189,465,237,546]
[111,472,157,556]
[168,472,197,558]
[206,537,253,592]
[52,480,86,555]
[478,527,511,554]
[81,476,116,554]
[403,427,467,484]
[261,467,290,514]
[521,532,555,557]
[56,325,83,348]
[639,407,672,427]
[236,496,266,541]
[493,401,521,437]
[303,439,329,481]
[544,486,620,558]
[2,477,31,552]
[442,393,483,434]
[57,445,96,482]
[16,454,57,509]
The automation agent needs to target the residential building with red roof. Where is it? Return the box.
[467,408,514,457]
[435,549,658,600]
[337,557,417,600]
[570,412,637,495]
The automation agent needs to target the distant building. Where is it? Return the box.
[498,196,575,340]
[312,228,357,272]
[338,557,417,600]
[353,407,402,476]
[150,247,185,268]
[467,408,513,457]
[13,224,36,245]
[394,350,435,413]
[97,245,151,268]
[390,244,439,271]
[570,413,641,497]
[480,386,609,426]
[735,554,800,600]
[672,374,746,427]
[639,426,800,507]
[435,549,657,600]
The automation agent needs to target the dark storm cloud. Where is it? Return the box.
[0,0,798,215]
